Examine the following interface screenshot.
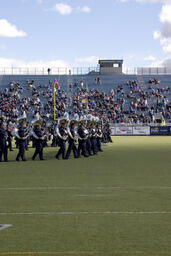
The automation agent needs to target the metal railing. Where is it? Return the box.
[125,67,171,75]
[0,66,171,75]
[0,67,100,76]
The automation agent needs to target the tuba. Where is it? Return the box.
[95,117,101,126]
[31,113,43,127]
[56,112,69,140]
[14,111,30,140]
[96,117,103,138]
[79,115,87,126]
[67,114,79,140]
[78,115,89,140]
[87,114,94,125]
[58,112,69,126]
[69,113,79,126]
[17,111,27,126]
[31,114,45,140]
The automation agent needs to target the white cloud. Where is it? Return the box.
[152,5,171,52]
[78,6,91,13]
[159,4,171,23]
[150,60,163,67]
[54,3,91,15]
[150,56,171,67]
[150,4,171,52]
[162,56,171,66]
[0,19,27,38]
[125,55,134,60]
[153,30,161,39]
[159,5,171,39]
[0,58,69,69]
[118,0,171,3]
[75,56,98,64]
[54,3,73,15]
[160,38,171,52]
[144,55,156,61]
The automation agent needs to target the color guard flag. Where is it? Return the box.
[54,79,60,90]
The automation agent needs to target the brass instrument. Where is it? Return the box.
[79,115,87,126]
[56,112,69,140]
[31,113,43,127]
[67,114,79,140]
[17,111,27,126]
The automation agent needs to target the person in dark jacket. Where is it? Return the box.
[55,121,68,160]
[96,123,103,152]
[16,122,29,161]
[65,121,78,159]
[77,123,89,158]
[7,125,13,151]
[0,122,8,162]
[90,123,98,155]
[32,125,45,160]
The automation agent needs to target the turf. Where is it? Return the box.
[0,136,171,256]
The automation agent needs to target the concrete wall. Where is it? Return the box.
[100,67,123,75]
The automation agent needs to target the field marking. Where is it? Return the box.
[0,250,171,255]
[0,211,171,216]
[0,186,171,191]
[75,194,120,197]
[0,224,12,231]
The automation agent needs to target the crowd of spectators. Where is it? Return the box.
[0,78,171,126]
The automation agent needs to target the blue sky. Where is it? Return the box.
[0,0,171,69]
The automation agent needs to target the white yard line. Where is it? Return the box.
[0,186,171,191]
[0,224,12,231]
[75,194,120,197]
[0,212,171,216]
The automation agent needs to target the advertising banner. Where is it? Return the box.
[150,126,169,135]
[133,126,150,135]
[115,127,133,135]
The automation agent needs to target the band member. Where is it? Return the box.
[7,123,13,151]
[15,112,29,161]
[86,114,93,156]
[65,114,79,159]
[90,119,98,155]
[51,124,58,147]
[0,122,8,162]
[106,123,113,143]
[96,118,103,152]
[77,116,89,158]
[31,114,45,160]
[55,113,69,160]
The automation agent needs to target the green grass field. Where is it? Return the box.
[0,136,171,256]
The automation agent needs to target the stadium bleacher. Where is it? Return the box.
[0,74,171,123]
[1,74,171,92]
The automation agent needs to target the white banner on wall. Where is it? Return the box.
[115,127,133,135]
[111,127,116,136]
[110,126,150,136]
[133,126,150,135]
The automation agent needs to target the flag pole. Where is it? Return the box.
[86,83,88,115]
[54,83,56,120]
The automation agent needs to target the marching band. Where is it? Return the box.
[0,112,112,162]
